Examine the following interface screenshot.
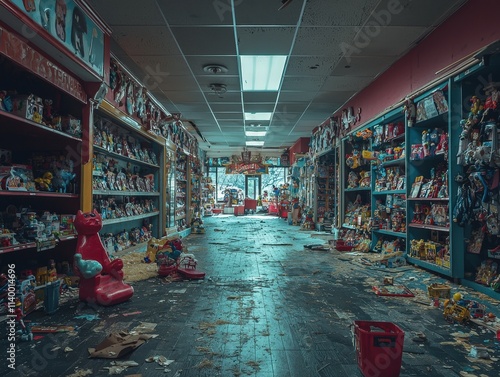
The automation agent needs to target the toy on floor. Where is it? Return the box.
[155,237,205,280]
[73,209,134,306]
[15,302,33,342]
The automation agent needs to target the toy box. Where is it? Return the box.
[12,94,43,123]
[16,276,37,316]
[61,116,82,138]
[59,214,75,235]
[0,164,35,191]
[427,283,451,299]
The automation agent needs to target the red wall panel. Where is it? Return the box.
[332,0,500,128]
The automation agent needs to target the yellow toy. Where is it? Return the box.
[443,292,470,324]
[35,172,53,191]
[144,237,168,263]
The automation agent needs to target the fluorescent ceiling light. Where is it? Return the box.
[245,131,267,137]
[240,55,287,91]
[246,141,265,146]
[244,112,272,121]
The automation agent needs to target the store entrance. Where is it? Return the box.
[245,175,261,200]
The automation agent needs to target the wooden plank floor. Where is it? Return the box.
[2,214,499,376]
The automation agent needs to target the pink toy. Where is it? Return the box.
[73,210,134,306]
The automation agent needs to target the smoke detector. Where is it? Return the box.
[203,64,228,74]
[209,83,227,97]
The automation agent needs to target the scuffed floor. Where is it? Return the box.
[2,214,500,376]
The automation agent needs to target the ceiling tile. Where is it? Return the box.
[88,0,165,25]
[331,56,395,77]
[234,0,302,25]
[281,77,325,91]
[379,0,466,27]
[321,76,373,91]
[210,103,243,113]
[237,27,296,55]
[170,27,237,55]
[275,102,309,113]
[206,92,243,103]
[286,57,335,76]
[157,0,234,26]
[127,56,193,78]
[161,90,206,103]
[111,26,180,56]
[243,92,278,102]
[157,76,201,91]
[292,26,356,57]
[301,0,377,27]
[244,103,276,112]
[278,91,317,102]
[171,103,212,112]
[355,26,428,57]
[218,120,244,128]
[214,113,244,120]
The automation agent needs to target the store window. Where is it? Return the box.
[209,166,287,203]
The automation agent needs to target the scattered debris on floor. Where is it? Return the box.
[120,252,159,282]
[196,358,214,369]
[66,368,93,377]
[89,332,156,359]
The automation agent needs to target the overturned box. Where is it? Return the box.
[427,283,451,299]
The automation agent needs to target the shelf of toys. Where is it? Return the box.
[369,109,407,256]
[340,130,372,252]
[0,1,112,315]
[450,54,500,300]
[405,81,456,277]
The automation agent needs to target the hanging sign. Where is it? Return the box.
[0,26,86,102]
[225,162,269,175]
[9,0,105,77]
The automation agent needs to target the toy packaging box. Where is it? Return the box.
[0,164,35,191]
[60,215,76,235]
[12,94,44,123]
[16,276,37,316]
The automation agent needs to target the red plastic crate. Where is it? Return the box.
[354,321,404,377]
[234,205,245,216]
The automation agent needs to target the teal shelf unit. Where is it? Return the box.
[340,128,372,234]
[368,107,407,254]
[405,78,463,279]
[450,53,500,297]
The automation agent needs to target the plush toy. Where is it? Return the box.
[35,172,53,191]
[74,253,102,279]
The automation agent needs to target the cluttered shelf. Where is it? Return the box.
[0,191,78,198]
[408,223,450,232]
[101,211,159,226]
[406,256,451,275]
[0,234,76,255]
[94,145,160,170]
[373,229,407,238]
[93,190,160,197]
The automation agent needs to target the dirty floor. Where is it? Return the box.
[2,214,500,377]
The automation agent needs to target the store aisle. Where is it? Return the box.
[3,215,499,377]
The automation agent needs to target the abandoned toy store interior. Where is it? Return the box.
[2,1,500,376]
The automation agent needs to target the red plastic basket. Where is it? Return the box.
[354,321,404,377]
